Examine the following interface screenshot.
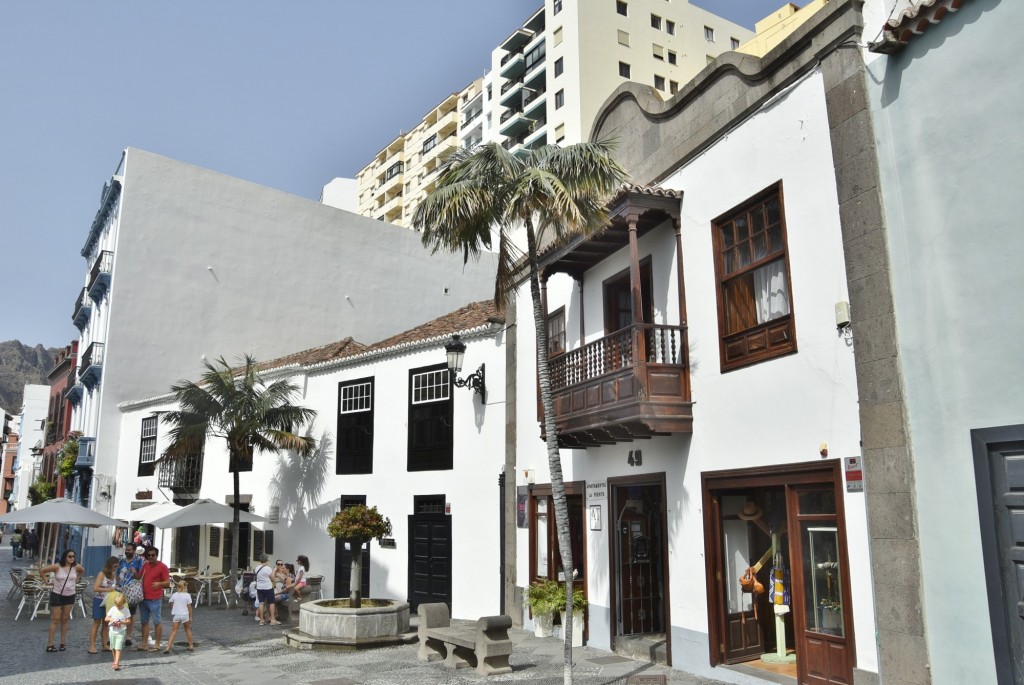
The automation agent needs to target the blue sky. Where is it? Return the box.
[0,1,792,348]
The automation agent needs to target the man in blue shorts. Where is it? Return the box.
[138,546,171,651]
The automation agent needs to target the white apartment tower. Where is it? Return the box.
[351,0,752,228]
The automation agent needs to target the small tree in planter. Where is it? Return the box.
[327,505,392,609]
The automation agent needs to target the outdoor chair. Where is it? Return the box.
[305,575,324,600]
[185,576,207,608]
[72,580,89,619]
[16,579,47,620]
[214,576,231,605]
[7,568,25,600]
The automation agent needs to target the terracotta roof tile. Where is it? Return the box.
[870,0,968,53]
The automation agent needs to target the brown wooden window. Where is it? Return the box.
[711,183,796,371]
[603,259,653,334]
[547,307,566,357]
[138,416,157,477]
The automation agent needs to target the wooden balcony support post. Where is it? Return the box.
[673,217,690,400]
[576,278,585,346]
[627,217,647,394]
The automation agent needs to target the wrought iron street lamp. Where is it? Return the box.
[445,334,486,401]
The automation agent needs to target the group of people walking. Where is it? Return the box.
[29,541,310,671]
[8,527,39,559]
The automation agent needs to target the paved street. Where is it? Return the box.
[1,550,729,685]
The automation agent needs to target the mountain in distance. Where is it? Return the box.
[0,340,59,413]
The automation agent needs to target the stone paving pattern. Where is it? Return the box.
[1,550,727,684]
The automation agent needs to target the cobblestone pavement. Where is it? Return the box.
[1,550,729,685]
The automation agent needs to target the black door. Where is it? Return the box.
[408,512,452,611]
[174,525,200,568]
[221,521,251,575]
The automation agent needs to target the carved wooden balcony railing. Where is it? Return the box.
[543,323,692,447]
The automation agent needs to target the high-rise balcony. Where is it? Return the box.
[71,288,93,331]
[87,250,113,302]
[500,51,526,79]
[76,436,96,469]
[499,108,533,138]
[158,452,204,494]
[65,371,84,405]
[79,342,105,389]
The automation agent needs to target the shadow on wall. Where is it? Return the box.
[268,430,338,538]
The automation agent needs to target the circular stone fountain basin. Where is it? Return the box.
[285,599,412,650]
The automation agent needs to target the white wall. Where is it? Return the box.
[319,177,358,213]
[11,385,48,511]
[516,70,877,679]
[114,325,506,620]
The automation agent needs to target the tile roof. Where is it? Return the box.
[255,337,367,372]
[869,0,968,54]
[608,183,683,204]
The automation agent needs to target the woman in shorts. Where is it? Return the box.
[89,556,118,653]
[41,549,84,652]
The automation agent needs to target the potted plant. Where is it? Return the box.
[559,586,587,647]
[326,505,392,609]
[525,578,561,637]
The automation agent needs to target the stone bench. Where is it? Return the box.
[417,603,513,675]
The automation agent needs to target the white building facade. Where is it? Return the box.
[112,302,507,615]
[69,147,496,569]
[511,3,879,684]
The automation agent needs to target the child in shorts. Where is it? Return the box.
[105,592,130,671]
[164,580,194,652]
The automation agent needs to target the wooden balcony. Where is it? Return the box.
[545,323,692,447]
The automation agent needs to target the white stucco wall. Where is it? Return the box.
[863,1,1023,681]
[79,148,495,535]
[114,325,506,620]
[11,384,49,511]
[516,70,876,680]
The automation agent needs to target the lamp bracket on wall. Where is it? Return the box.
[445,334,486,401]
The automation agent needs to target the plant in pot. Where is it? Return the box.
[560,587,587,647]
[525,578,561,637]
[326,505,392,609]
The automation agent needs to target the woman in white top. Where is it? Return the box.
[41,549,84,652]
[89,556,118,653]
[254,553,279,625]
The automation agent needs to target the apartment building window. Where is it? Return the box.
[653,44,664,60]
[547,307,566,356]
[670,80,679,94]
[553,0,563,14]
[654,75,666,91]
[554,57,563,76]
[704,26,715,42]
[555,123,565,143]
[408,364,453,471]
[666,20,675,35]
[711,183,796,371]
[337,377,374,475]
[731,37,741,50]
[651,14,662,29]
[486,85,492,101]
[616,1,628,17]
[668,50,677,64]
[619,61,631,78]
[384,161,404,182]
[553,27,563,46]
[618,30,630,46]
[555,89,565,109]
[138,416,157,477]
[422,134,438,155]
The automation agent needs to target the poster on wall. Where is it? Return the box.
[517,486,528,528]
[589,504,602,531]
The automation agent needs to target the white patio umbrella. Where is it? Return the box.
[0,498,127,527]
[146,498,265,529]
[111,500,183,524]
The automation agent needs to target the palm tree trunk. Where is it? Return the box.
[525,219,574,685]
[230,465,240,608]
[350,543,363,609]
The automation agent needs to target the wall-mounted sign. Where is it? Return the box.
[379,538,396,549]
[845,456,863,493]
[589,505,602,531]
[586,481,607,503]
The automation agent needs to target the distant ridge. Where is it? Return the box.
[0,340,59,412]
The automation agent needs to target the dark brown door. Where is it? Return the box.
[788,486,854,685]
[610,478,668,646]
[408,511,451,611]
[603,260,653,334]
[985,440,1024,684]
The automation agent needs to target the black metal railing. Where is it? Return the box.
[158,452,204,491]
[72,287,91,324]
[81,341,105,374]
[87,251,113,290]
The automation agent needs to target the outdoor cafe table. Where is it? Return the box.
[195,573,224,606]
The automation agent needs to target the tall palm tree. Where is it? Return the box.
[161,355,317,602]
[413,142,628,684]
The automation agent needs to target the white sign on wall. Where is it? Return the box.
[587,481,607,503]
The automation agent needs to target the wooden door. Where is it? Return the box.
[788,486,854,685]
[408,513,452,611]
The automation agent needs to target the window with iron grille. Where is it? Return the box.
[338,378,374,475]
[408,364,453,471]
[414,495,446,514]
[138,416,157,477]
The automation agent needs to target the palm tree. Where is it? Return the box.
[161,355,317,603]
[413,142,628,684]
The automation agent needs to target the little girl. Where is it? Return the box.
[105,592,130,671]
[289,555,309,603]
[164,580,194,652]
